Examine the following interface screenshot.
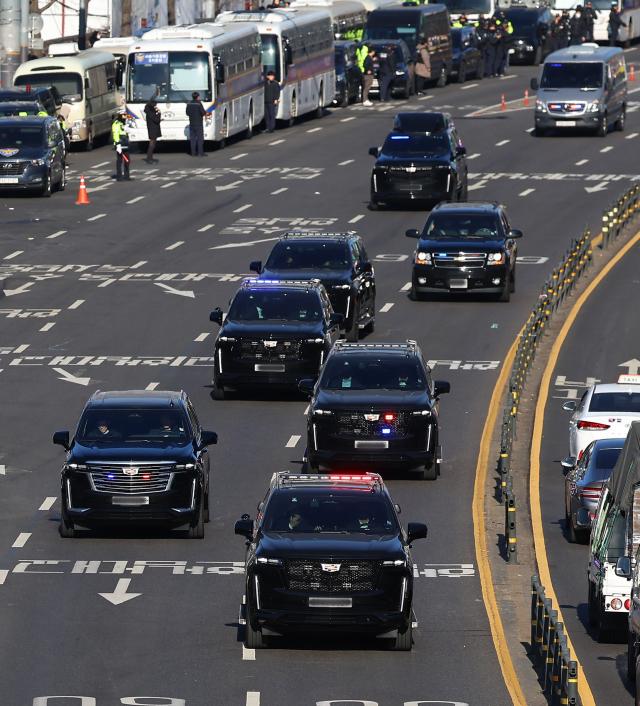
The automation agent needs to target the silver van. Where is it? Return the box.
[531,44,627,137]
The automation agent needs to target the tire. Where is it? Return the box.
[303,454,320,474]
[475,59,484,80]
[616,106,626,132]
[345,313,359,342]
[217,113,228,149]
[204,480,210,524]
[212,376,225,400]
[245,601,264,649]
[246,106,254,140]
[84,130,94,151]
[369,196,379,211]
[401,80,411,99]
[316,84,324,118]
[287,93,297,127]
[392,621,413,650]
[533,126,546,137]
[629,631,637,682]
[410,284,424,301]
[41,171,52,197]
[59,502,76,538]
[498,277,511,302]
[57,166,66,192]
[436,66,447,88]
[340,89,349,108]
[188,491,205,539]
[509,267,516,294]
[597,113,608,137]
[416,460,438,480]
[457,63,466,84]
[364,317,375,335]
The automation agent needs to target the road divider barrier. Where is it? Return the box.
[600,184,640,249]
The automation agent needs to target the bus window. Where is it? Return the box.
[260,35,281,80]
[14,72,83,103]
[128,51,211,102]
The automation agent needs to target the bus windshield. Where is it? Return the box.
[127,51,212,102]
[541,62,603,89]
[442,0,492,12]
[15,72,82,101]
[260,35,281,81]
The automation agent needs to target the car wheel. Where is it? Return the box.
[392,621,413,650]
[59,501,76,538]
[409,284,424,301]
[345,310,360,342]
[303,453,320,474]
[41,171,52,197]
[457,63,466,83]
[340,89,349,108]
[616,106,626,132]
[588,582,598,626]
[401,80,411,99]
[369,196,380,210]
[204,485,210,523]
[417,461,438,480]
[476,59,484,80]
[509,267,516,293]
[498,278,511,302]
[246,106,254,140]
[597,113,608,137]
[533,126,546,137]
[316,83,324,118]
[364,317,375,335]
[245,601,264,649]
[188,491,205,539]
[212,374,225,400]
[629,631,637,682]
[84,130,94,151]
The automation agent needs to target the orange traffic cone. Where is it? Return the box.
[523,88,530,107]
[75,175,90,205]
[630,64,636,82]
[500,94,507,111]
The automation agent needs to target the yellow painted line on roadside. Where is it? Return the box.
[530,227,640,706]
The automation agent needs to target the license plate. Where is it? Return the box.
[449,279,468,289]
[254,363,285,372]
[309,597,352,608]
[0,176,19,184]
[556,120,576,127]
[354,440,388,449]
[508,48,515,54]
[112,496,149,506]
[371,79,379,88]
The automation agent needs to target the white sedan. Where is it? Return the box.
[563,376,640,459]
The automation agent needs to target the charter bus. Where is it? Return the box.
[13,49,118,149]
[552,0,640,44]
[124,23,264,147]
[290,0,369,39]
[217,9,335,125]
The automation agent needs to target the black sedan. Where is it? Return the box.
[451,26,483,83]
[498,7,554,65]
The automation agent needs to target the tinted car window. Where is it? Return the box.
[228,290,322,322]
[423,213,500,240]
[585,447,623,482]
[76,409,190,444]
[393,113,447,133]
[0,125,44,147]
[383,133,450,155]
[541,62,603,89]
[504,10,538,32]
[589,392,640,412]
[0,103,39,116]
[321,354,425,390]
[266,241,351,270]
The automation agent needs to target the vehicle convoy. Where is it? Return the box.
[53,390,217,539]
[250,231,376,342]
[563,437,624,544]
[0,116,66,196]
[531,44,627,137]
[562,377,640,459]
[497,6,555,66]
[589,421,640,642]
[450,25,483,83]
[300,340,449,479]
[235,471,428,649]
[368,121,468,209]
[405,201,522,301]
[209,278,343,398]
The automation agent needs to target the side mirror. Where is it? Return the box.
[530,77,539,91]
[616,556,632,578]
[508,229,523,239]
[407,522,428,543]
[561,456,576,470]
[455,145,467,156]
[562,400,577,412]
[405,228,420,239]
[329,312,344,327]
[298,378,315,396]
[394,503,402,514]
[234,517,254,539]
[53,430,70,450]
[215,62,225,83]
[368,146,380,157]
[209,308,223,325]
[249,260,262,274]
[434,380,450,397]
[199,430,218,448]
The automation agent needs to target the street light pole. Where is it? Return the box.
[20,0,29,62]
[0,0,21,87]
[78,0,88,50]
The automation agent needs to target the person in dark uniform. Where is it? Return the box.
[609,4,627,45]
[186,91,206,157]
[486,21,499,77]
[264,70,280,132]
[378,45,395,102]
[569,7,588,45]
[144,96,161,164]
[584,1,598,41]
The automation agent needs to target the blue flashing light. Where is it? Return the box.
[107,473,115,479]
[381,428,391,435]
[390,135,410,140]
[549,63,564,67]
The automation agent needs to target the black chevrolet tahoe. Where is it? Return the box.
[299,340,449,480]
[235,472,427,650]
[53,390,217,538]
[209,278,342,398]
[406,201,522,301]
[249,231,376,342]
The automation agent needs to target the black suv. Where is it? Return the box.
[299,341,449,480]
[0,86,61,116]
[209,278,343,398]
[235,472,427,649]
[334,40,363,107]
[369,117,468,208]
[53,390,217,538]
[250,232,376,342]
[497,7,554,65]
[406,202,523,301]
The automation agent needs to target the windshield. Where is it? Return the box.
[127,51,211,102]
[262,489,398,534]
[228,289,322,322]
[76,409,190,445]
[423,214,500,240]
[0,125,44,148]
[365,13,419,48]
[443,0,491,12]
[383,133,450,155]
[15,72,80,100]
[541,62,603,89]
[503,11,538,33]
[261,34,281,81]
[266,241,351,270]
[0,103,40,116]
[589,392,640,413]
[321,355,426,391]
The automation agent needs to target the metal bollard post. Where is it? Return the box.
[531,576,539,650]
[505,491,517,563]
[566,659,578,705]
[544,610,558,691]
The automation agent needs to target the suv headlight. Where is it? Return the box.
[65,463,87,470]
[332,284,350,290]
[306,338,324,344]
[313,409,333,416]
[535,99,547,113]
[257,557,283,566]
[525,44,534,51]
[415,251,432,265]
[395,70,405,76]
[30,158,46,166]
[218,336,236,343]
[587,100,601,113]
[383,558,407,567]
[488,252,505,266]
[175,463,195,470]
[411,409,431,416]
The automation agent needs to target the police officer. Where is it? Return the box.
[111,111,130,182]
[570,7,588,45]
[584,1,598,41]
[378,45,395,102]
[263,70,281,132]
[609,3,627,45]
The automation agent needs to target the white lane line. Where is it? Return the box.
[230,153,248,160]
[161,181,176,189]
[0,570,8,585]
[495,139,510,146]
[12,533,31,548]
[3,250,23,260]
[131,260,147,269]
[87,213,106,222]
[97,278,115,288]
[466,153,481,160]
[286,434,301,448]
[194,332,210,342]
[68,299,85,310]
[418,94,434,100]
[198,224,215,232]
[271,187,288,195]
[242,645,256,661]
[126,196,145,204]
[307,127,323,133]
[246,693,260,706]
[400,281,412,292]
[0,465,5,475]
[339,159,355,165]
[39,497,56,511]
[39,322,56,332]
[380,302,395,313]
[519,188,535,197]
[234,204,252,213]
[14,344,29,354]
[600,145,614,153]
[348,214,364,224]
[525,127,534,133]
[340,117,356,122]
[46,230,67,239]
[269,139,285,146]
[460,82,478,90]
[575,158,589,166]
[145,382,160,391]
[165,240,185,251]
[626,132,639,140]
[90,161,110,168]
[499,74,516,80]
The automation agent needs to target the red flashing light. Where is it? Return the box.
[329,474,375,482]
[142,474,151,480]
[577,420,610,431]
[383,413,395,422]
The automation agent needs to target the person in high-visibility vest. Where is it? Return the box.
[111,112,130,181]
[356,42,369,73]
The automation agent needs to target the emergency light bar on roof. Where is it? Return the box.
[334,340,417,350]
[275,472,383,487]
[281,230,356,239]
[241,277,322,288]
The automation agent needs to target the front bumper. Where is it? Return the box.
[535,110,601,131]
[0,165,47,190]
[412,264,507,294]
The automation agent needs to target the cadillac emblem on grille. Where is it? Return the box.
[122,467,139,476]
[321,563,341,573]
[263,340,277,348]
[364,413,379,422]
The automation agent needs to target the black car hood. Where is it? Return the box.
[259,268,351,287]
[68,442,195,463]
[376,153,450,166]
[221,320,324,338]
[259,531,405,558]
[418,237,504,252]
[315,389,430,409]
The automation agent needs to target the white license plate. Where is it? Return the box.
[254,363,285,372]
[371,79,379,88]
[309,597,352,608]
[449,279,468,289]
[354,440,388,449]
[0,176,19,184]
[112,496,149,506]
[556,120,577,127]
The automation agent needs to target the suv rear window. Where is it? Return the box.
[321,354,425,391]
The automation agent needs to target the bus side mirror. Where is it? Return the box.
[215,63,225,83]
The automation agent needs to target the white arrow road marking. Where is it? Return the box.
[98,578,142,605]
[468,180,487,191]
[3,282,33,297]
[620,358,640,375]
[154,282,196,298]
[584,181,608,193]
[53,367,91,386]
[215,180,243,191]
[210,236,280,250]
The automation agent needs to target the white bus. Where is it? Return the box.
[289,0,369,40]
[552,0,640,44]
[124,23,264,147]
[13,49,119,149]
[217,9,335,125]
[440,0,498,23]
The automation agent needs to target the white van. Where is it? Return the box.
[14,49,120,150]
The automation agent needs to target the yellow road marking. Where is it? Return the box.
[530,228,640,706]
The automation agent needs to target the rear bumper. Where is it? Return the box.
[309,447,433,471]
[216,354,321,388]
[256,606,408,634]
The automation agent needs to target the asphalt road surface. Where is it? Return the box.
[1,51,639,706]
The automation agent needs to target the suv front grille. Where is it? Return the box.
[0,161,28,175]
[239,339,301,361]
[433,252,487,269]
[333,410,410,439]
[88,462,174,493]
[286,559,380,592]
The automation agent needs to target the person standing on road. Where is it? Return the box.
[111,112,130,182]
[264,70,280,133]
[362,47,376,106]
[608,4,627,45]
[144,96,161,164]
[414,41,431,95]
[378,45,395,102]
[584,1,598,41]
[186,91,207,157]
